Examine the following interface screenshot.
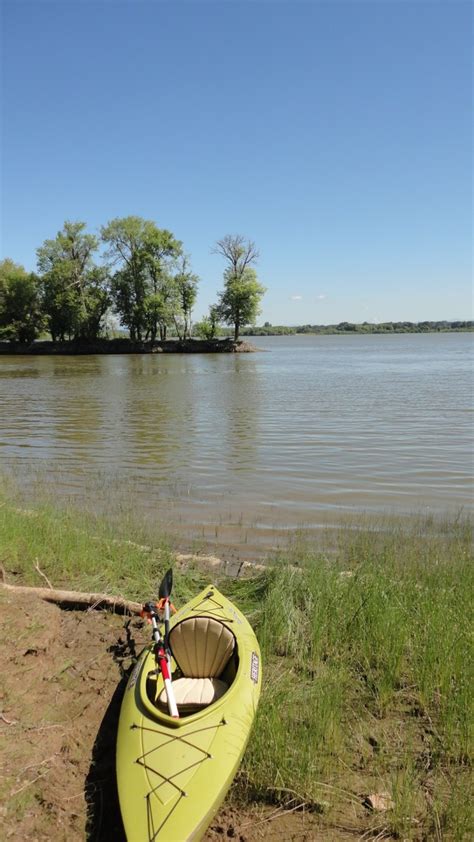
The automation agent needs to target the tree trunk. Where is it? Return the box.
[173,316,183,341]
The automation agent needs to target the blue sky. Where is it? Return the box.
[2,0,472,324]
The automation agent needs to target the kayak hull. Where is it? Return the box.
[116,584,262,841]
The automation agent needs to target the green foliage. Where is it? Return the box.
[214,234,265,340]
[217,267,266,340]
[78,266,111,340]
[36,221,110,341]
[142,291,171,343]
[193,305,222,340]
[36,221,98,275]
[101,216,183,342]
[172,256,199,340]
[0,259,43,342]
[39,262,78,341]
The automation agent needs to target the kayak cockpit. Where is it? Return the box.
[146,617,239,717]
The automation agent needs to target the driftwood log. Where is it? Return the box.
[0,582,142,615]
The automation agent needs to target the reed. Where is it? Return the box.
[234,517,473,837]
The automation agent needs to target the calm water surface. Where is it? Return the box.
[1,334,472,554]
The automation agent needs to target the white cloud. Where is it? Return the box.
[317,294,326,300]
[290,295,303,301]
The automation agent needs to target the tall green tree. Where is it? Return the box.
[37,221,110,341]
[214,235,265,340]
[0,259,43,343]
[101,217,182,341]
[39,262,79,341]
[172,256,199,340]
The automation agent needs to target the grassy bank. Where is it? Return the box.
[0,337,257,355]
[236,523,473,839]
[0,494,472,839]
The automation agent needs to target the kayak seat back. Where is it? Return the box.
[169,617,236,678]
[157,618,236,714]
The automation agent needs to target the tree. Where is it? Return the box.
[213,234,259,276]
[194,305,222,340]
[39,262,80,341]
[172,256,199,340]
[101,217,182,342]
[77,266,111,340]
[0,259,43,343]
[37,221,110,341]
[213,235,265,340]
[143,290,174,343]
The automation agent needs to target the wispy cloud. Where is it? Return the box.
[290,295,303,301]
[317,294,326,300]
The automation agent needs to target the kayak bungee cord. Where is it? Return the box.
[131,718,229,841]
[190,592,237,623]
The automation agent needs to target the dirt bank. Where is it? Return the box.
[0,591,327,841]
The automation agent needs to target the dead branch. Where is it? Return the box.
[10,769,51,797]
[0,581,141,615]
[34,560,53,589]
[0,712,18,725]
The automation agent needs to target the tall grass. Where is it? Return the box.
[235,518,473,837]
[0,490,174,599]
[0,488,472,837]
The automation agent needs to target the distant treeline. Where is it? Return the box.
[240,320,473,336]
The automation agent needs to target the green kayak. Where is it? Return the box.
[116,584,262,841]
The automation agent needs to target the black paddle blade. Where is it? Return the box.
[159,568,173,599]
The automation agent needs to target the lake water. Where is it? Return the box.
[1,333,472,556]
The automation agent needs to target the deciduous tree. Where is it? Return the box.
[194,305,222,340]
[0,259,43,343]
[101,217,182,341]
[172,256,199,340]
[213,235,265,340]
[37,221,109,341]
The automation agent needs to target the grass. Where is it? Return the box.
[232,520,473,838]
[0,489,175,600]
[0,486,472,838]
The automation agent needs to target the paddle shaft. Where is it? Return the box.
[150,612,179,718]
[163,599,171,660]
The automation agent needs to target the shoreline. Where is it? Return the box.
[0,337,259,355]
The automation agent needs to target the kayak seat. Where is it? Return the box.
[158,618,236,713]
[159,677,228,713]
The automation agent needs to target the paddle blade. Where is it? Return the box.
[159,568,173,599]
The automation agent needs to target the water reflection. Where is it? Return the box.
[1,334,472,553]
[223,357,260,472]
